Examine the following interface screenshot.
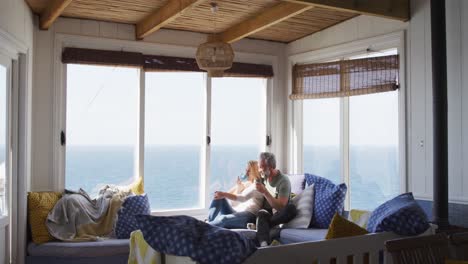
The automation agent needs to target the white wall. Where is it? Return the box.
[0,0,34,46]
[446,0,468,204]
[286,0,468,205]
[32,17,287,191]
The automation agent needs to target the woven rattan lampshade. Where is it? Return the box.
[196,36,234,77]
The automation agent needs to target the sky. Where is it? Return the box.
[0,65,6,147]
[66,64,139,146]
[303,91,399,146]
[66,65,265,146]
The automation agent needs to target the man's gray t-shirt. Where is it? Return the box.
[263,171,291,211]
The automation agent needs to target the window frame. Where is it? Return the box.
[288,31,407,209]
[0,30,28,263]
[0,27,32,264]
[0,53,12,220]
[53,34,275,216]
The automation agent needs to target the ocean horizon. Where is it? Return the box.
[65,144,399,211]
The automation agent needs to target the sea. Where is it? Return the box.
[65,145,399,211]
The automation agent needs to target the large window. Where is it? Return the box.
[65,65,139,196]
[301,49,401,211]
[210,78,266,194]
[145,72,204,211]
[64,62,270,212]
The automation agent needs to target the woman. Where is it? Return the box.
[207,160,264,229]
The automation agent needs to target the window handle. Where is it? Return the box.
[207,136,211,145]
[266,135,272,146]
[60,131,66,146]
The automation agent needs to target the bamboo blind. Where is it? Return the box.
[62,48,274,77]
[290,55,399,100]
[144,55,273,77]
[62,47,144,67]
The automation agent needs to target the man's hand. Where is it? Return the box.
[214,191,225,200]
[255,182,267,194]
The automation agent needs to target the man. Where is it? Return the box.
[255,152,297,247]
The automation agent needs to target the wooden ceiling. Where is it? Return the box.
[25,0,409,43]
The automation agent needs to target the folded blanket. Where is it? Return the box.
[46,186,131,241]
[129,230,159,264]
[137,215,257,264]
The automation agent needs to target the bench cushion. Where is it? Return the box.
[27,239,129,257]
[279,228,327,244]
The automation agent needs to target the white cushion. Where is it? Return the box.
[282,184,314,229]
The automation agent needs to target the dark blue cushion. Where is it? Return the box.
[115,194,151,239]
[136,215,257,264]
[367,193,430,235]
[305,173,347,228]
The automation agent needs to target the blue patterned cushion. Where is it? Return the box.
[136,215,257,264]
[305,174,347,228]
[367,193,429,235]
[115,194,151,239]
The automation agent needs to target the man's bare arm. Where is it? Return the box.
[256,183,288,211]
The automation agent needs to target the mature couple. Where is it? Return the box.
[207,152,297,246]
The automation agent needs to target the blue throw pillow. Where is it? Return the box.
[115,194,151,239]
[137,215,257,264]
[305,173,347,228]
[367,193,430,235]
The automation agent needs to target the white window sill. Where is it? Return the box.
[151,208,208,220]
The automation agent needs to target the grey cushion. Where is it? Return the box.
[282,184,315,229]
[27,239,129,257]
[279,228,327,244]
[286,174,306,195]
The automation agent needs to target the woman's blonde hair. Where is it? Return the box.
[247,160,261,182]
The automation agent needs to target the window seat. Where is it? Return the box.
[26,239,129,264]
[279,228,328,244]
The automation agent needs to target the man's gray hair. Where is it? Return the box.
[260,152,276,169]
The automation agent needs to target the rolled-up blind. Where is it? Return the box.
[62,48,144,67]
[290,55,399,100]
[143,55,273,78]
[61,48,274,78]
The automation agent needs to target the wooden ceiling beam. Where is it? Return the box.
[40,0,73,30]
[136,0,204,40]
[283,0,409,21]
[219,2,312,44]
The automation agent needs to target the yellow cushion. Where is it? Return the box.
[129,177,144,195]
[326,213,369,239]
[28,192,62,244]
[348,209,371,228]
